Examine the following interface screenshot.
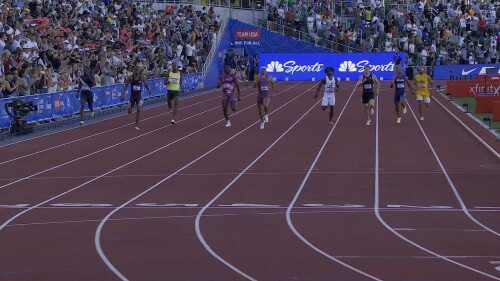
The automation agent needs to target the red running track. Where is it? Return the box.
[0,81,499,281]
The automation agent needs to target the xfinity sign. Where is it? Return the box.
[259,52,402,81]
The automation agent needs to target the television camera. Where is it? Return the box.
[5,98,38,134]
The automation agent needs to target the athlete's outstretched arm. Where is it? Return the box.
[269,75,275,98]
[234,77,241,100]
[142,75,153,95]
[216,75,222,88]
[405,76,414,94]
[164,71,171,85]
[121,77,130,102]
[390,74,397,88]
[314,77,326,98]
[428,76,435,93]
[355,75,364,88]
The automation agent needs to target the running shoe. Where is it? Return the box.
[366,120,371,126]
[90,111,94,117]
[397,117,401,124]
[370,108,375,115]
[225,120,231,127]
[329,121,334,126]
[402,107,407,114]
[171,119,175,125]
[264,115,269,123]
[260,122,265,130]
[420,116,424,121]
[135,126,140,131]
[80,121,84,126]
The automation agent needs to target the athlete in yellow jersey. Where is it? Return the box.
[414,66,434,121]
[164,65,183,125]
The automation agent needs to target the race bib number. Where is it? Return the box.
[82,86,90,91]
[364,84,372,90]
[133,85,141,91]
[397,83,405,89]
[419,82,426,88]
[260,86,269,91]
[171,78,179,84]
[222,83,233,93]
[325,85,335,92]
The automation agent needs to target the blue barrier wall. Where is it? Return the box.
[432,64,500,80]
[0,74,202,129]
[205,23,233,86]
[259,52,402,81]
[204,19,331,86]
[228,19,328,59]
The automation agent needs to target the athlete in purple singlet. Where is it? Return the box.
[217,65,241,127]
[253,66,275,130]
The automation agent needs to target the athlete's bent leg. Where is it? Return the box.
[172,96,179,121]
[136,104,141,127]
[222,100,229,120]
[230,101,237,112]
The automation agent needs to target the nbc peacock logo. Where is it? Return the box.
[266,61,284,72]
[339,61,357,72]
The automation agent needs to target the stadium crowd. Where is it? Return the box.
[0,0,220,98]
[1,0,499,98]
[265,0,499,69]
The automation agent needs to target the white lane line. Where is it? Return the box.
[195,84,321,281]
[0,85,259,163]
[431,95,500,160]
[286,85,383,281]
[0,86,228,150]
[94,83,314,281]
[0,82,304,232]
[0,84,282,190]
[2,170,497,181]
[374,92,500,280]
[407,98,500,237]
[0,82,264,150]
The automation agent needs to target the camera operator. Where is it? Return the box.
[77,67,96,126]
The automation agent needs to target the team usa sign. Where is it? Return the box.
[234,30,261,46]
[259,52,403,81]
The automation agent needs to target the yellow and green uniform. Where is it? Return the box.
[415,73,431,98]
[167,71,181,91]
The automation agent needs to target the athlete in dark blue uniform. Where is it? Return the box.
[390,68,413,124]
[77,67,96,126]
[122,66,153,130]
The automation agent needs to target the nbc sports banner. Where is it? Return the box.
[259,52,403,81]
